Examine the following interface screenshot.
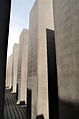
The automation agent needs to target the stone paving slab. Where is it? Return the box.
[4,89,27,119]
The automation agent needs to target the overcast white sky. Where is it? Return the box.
[7,0,35,58]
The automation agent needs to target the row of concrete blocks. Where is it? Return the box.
[6,29,28,105]
[6,0,54,119]
[6,0,79,119]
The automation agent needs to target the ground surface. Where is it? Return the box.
[4,89,27,119]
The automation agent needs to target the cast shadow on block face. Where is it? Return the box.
[53,0,79,119]
[46,29,58,119]
[16,83,18,100]
[36,115,44,119]
[27,88,32,119]
[58,98,79,119]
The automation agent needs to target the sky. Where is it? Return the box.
[7,0,36,58]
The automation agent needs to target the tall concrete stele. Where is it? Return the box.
[53,0,79,119]
[6,55,13,88]
[17,29,29,104]
[27,0,54,119]
[12,44,19,93]
[0,0,11,118]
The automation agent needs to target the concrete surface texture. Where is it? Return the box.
[28,0,54,119]
[53,0,79,119]
[12,44,19,93]
[6,55,13,88]
[17,29,29,104]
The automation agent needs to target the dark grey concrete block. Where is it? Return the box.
[53,0,79,119]
[0,0,11,118]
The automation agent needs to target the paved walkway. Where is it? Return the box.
[4,89,27,119]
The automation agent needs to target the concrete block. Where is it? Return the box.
[27,0,54,119]
[0,0,11,118]
[12,44,19,93]
[6,55,13,88]
[53,0,79,119]
[17,29,29,104]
